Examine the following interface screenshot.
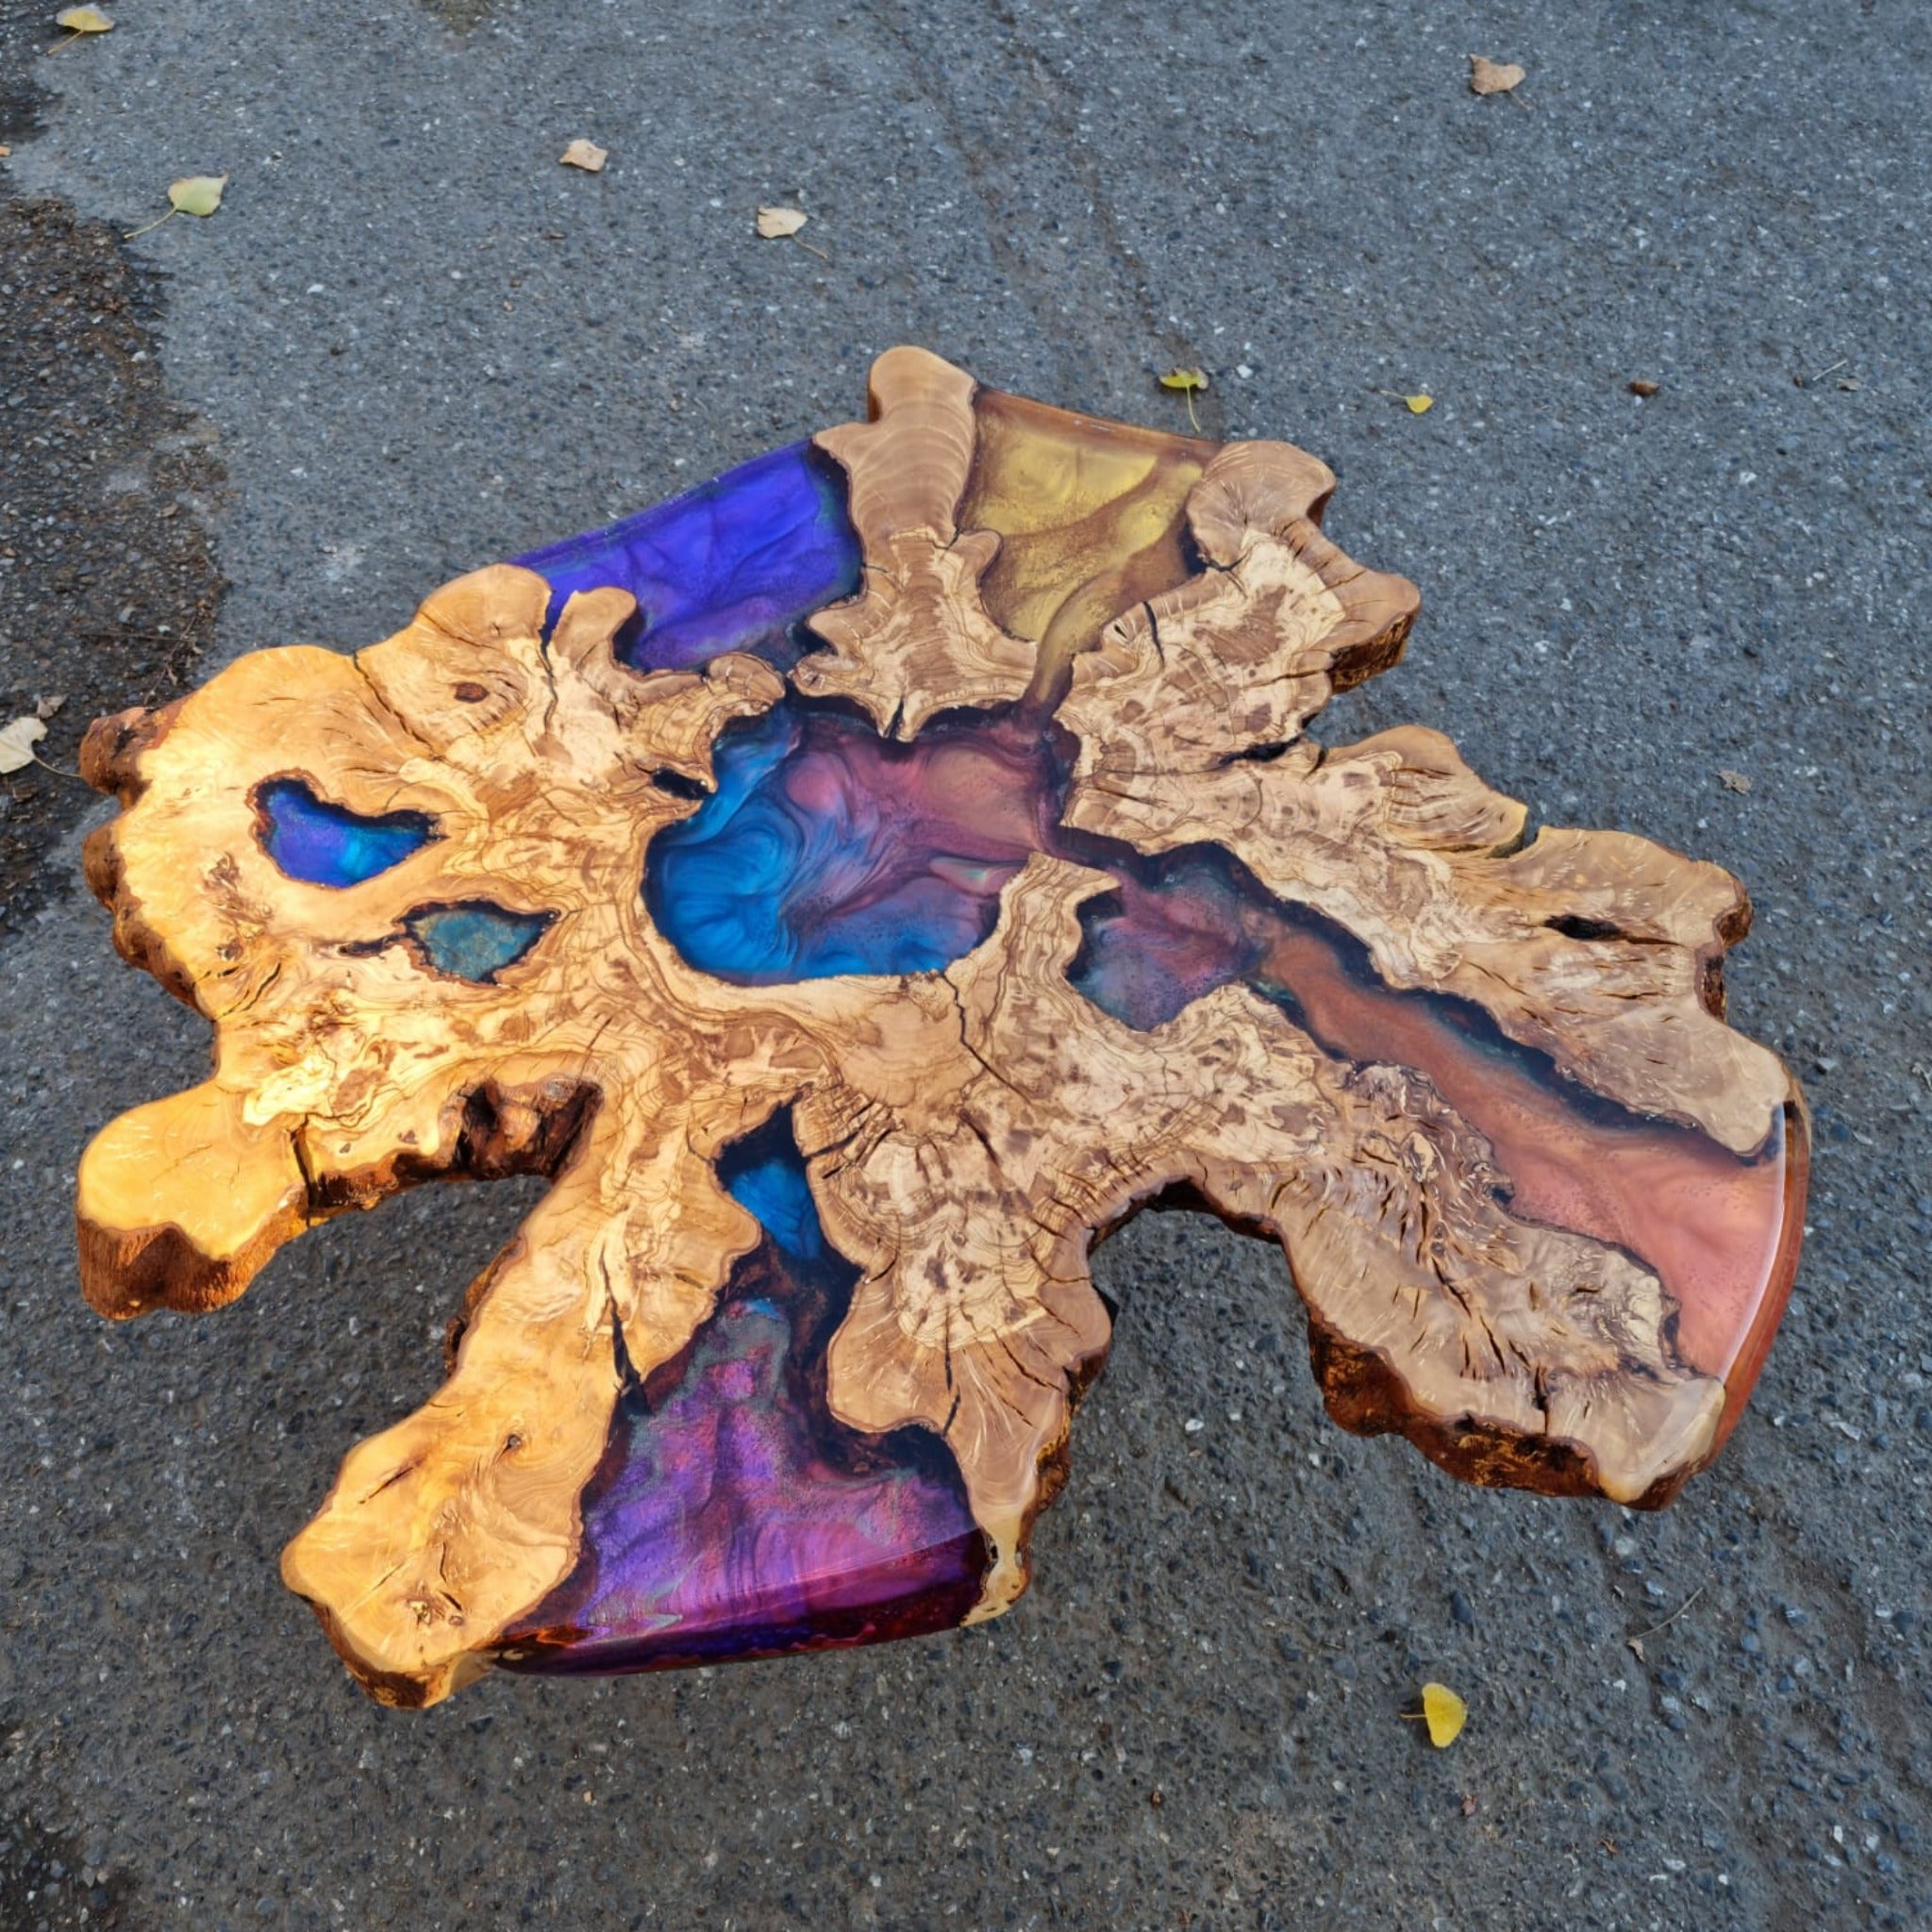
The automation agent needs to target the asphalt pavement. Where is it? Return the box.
[0,2,1927,1927]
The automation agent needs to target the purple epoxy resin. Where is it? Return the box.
[515,441,861,670]
[646,704,1059,982]
[500,1128,987,1674]
[253,777,435,889]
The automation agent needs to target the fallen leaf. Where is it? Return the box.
[1460,1793,1478,1817]
[49,5,113,46]
[1422,1681,1467,1748]
[0,716,47,775]
[125,173,227,240]
[1719,769,1753,793]
[1404,391,1435,414]
[1627,1635,1647,1661]
[1628,378,1661,397]
[1159,367,1209,430]
[169,173,227,216]
[1469,55,1525,95]
[0,145,10,158]
[752,205,831,262]
[559,139,607,174]
[35,693,65,720]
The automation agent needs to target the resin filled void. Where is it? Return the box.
[254,778,434,888]
[642,696,1803,1415]
[646,705,1058,981]
[514,442,862,669]
[501,1117,987,1674]
[404,902,554,983]
[1075,870,1805,1397]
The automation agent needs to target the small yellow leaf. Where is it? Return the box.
[168,174,227,217]
[55,6,114,32]
[0,716,48,775]
[559,139,607,174]
[1405,392,1435,414]
[756,205,808,240]
[1469,55,1525,95]
[1158,366,1208,392]
[1422,1681,1467,1748]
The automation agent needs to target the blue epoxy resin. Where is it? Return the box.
[404,903,554,983]
[644,703,1054,984]
[256,778,435,888]
[718,1113,825,1263]
[515,442,862,670]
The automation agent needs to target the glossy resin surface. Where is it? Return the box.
[502,1120,987,1675]
[75,348,1806,1705]
[646,699,1802,1401]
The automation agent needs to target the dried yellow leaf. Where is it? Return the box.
[1158,367,1210,429]
[55,6,114,33]
[1719,769,1753,794]
[125,174,226,240]
[1422,1681,1467,1747]
[169,174,227,217]
[559,139,607,174]
[0,716,48,775]
[756,206,808,240]
[1469,55,1525,95]
[1405,392,1435,414]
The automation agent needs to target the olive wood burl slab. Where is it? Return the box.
[75,347,1807,1707]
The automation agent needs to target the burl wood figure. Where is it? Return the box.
[75,348,1807,1707]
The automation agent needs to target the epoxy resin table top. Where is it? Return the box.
[74,348,1806,1707]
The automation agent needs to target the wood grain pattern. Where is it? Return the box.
[797,347,1038,737]
[75,346,1805,1705]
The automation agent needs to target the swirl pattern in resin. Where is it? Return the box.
[503,1121,986,1674]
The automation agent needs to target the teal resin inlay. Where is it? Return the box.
[404,902,554,983]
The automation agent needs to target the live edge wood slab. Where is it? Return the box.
[75,347,1807,1707]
